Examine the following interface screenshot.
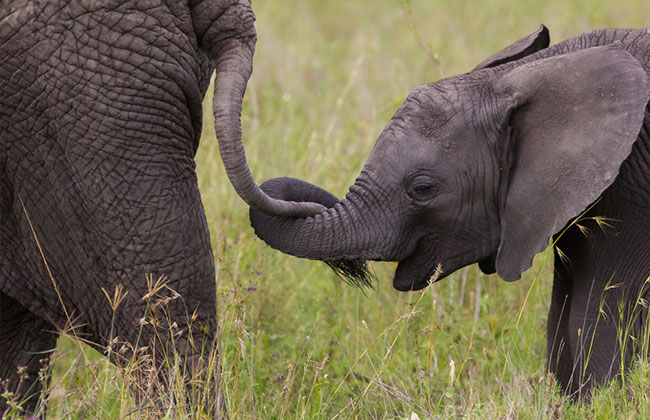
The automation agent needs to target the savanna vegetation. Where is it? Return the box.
[23,1,650,418]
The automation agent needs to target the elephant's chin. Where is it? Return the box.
[478,255,497,274]
[393,246,447,291]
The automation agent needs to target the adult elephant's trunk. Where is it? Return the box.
[250,177,403,286]
[198,0,325,217]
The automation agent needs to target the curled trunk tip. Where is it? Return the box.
[250,177,375,288]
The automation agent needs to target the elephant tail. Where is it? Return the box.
[191,0,326,217]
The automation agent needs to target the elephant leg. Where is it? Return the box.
[548,278,621,397]
[0,292,58,415]
[129,338,227,418]
[567,300,622,398]
[546,264,575,394]
[548,230,622,398]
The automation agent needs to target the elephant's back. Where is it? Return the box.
[554,28,650,71]
[0,1,208,144]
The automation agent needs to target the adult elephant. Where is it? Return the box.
[0,0,310,416]
[251,26,650,397]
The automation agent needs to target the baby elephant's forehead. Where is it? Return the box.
[414,80,465,110]
[396,83,466,141]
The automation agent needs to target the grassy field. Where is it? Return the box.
[40,1,650,419]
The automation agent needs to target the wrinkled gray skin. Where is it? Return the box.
[0,0,309,416]
[251,26,650,397]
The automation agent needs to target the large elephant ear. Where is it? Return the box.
[493,44,649,282]
[473,25,549,71]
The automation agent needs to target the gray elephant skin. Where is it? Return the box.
[250,26,650,397]
[0,0,293,416]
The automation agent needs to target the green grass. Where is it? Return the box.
[35,1,650,418]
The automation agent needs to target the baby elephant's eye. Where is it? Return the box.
[413,184,435,197]
[407,175,438,201]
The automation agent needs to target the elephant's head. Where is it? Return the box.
[250,28,650,290]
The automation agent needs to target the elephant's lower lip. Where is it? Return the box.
[393,275,429,291]
[393,264,443,291]
[392,248,441,291]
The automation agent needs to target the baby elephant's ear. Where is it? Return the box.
[473,25,549,71]
[494,44,649,282]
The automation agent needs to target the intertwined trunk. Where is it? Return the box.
[249,177,402,265]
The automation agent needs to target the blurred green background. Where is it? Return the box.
[48,1,650,419]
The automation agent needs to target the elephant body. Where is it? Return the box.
[250,27,650,396]
[549,108,650,393]
[498,29,650,394]
[0,0,260,416]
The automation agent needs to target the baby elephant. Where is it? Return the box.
[250,26,650,396]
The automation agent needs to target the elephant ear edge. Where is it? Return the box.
[473,25,550,71]
[493,44,650,282]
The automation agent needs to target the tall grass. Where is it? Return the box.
[32,1,650,418]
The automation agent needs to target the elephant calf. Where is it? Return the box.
[250,26,650,397]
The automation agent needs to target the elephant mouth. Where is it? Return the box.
[392,234,481,291]
[393,240,447,291]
